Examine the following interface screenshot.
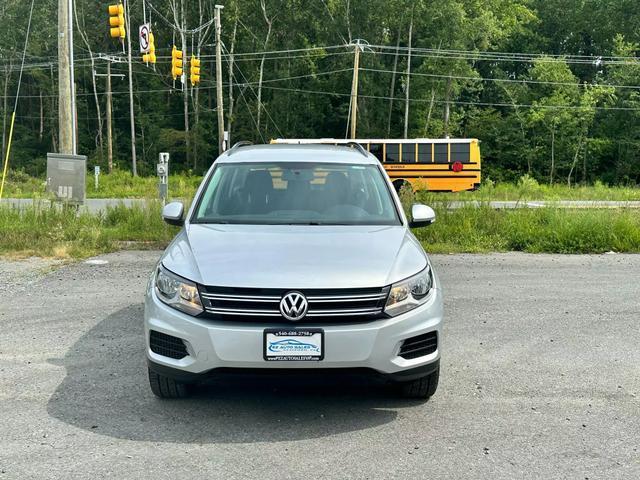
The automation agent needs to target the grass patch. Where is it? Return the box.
[1,169,201,199]
[417,177,640,203]
[414,205,640,254]
[1,202,639,259]
[0,202,179,259]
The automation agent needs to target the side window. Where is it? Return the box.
[450,143,471,163]
[369,143,384,163]
[418,143,432,163]
[402,143,416,163]
[386,143,400,163]
[434,143,449,163]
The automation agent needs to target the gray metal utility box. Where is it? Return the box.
[46,153,87,204]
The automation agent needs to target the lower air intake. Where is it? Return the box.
[398,331,437,360]
[149,330,188,359]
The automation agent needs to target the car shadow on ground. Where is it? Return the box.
[47,304,423,444]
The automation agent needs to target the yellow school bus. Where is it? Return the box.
[270,138,481,192]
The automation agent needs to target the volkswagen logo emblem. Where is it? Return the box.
[279,291,308,321]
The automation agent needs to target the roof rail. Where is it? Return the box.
[227,141,253,155]
[345,141,369,158]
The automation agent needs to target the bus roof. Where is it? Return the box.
[272,138,479,144]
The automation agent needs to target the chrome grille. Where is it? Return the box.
[199,286,389,323]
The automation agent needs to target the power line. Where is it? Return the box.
[255,84,640,111]
[0,49,351,73]
[0,44,344,67]
[4,41,640,70]
[0,66,352,100]
[223,44,284,138]
[223,44,347,57]
[366,44,640,66]
[360,67,640,90]
[146,1,213,35]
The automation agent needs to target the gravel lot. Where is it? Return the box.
[1,251,639,479]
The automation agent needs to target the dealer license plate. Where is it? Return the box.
[263,329,324,361]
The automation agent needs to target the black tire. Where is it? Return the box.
[148,367,191,399]
[398,366,439,400]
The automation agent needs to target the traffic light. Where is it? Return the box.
[171,46,183,80]
[190,56,201,85]
[108,3,126,39]
[142,32,156,64]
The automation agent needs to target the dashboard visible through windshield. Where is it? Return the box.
[192,162,401,226]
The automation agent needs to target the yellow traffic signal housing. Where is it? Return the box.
[171,46,184,80]
[142,32,157,64]
[108,3,126,39]
[190,56,201,85]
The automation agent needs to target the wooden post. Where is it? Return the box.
[349,42,361,139]
[124,0,137,175]
[106,62,113,173]
[58,0,74,154]
[215,5,225,154]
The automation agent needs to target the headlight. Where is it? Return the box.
[155,265,203,316]
[384,266,433,317]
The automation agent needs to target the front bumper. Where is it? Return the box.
[144,285,443,380]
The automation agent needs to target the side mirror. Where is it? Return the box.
[409,203,436,228]
[162,201,184,227]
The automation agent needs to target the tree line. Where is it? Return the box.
[1,0,639,185]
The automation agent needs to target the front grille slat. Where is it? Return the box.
[307,308,383,317]
[149,330,189,359]
[398,332,437,360]
[201,294,280,302]
[306,294,387,302]
[200,285,390,323]
[206,308,282,316]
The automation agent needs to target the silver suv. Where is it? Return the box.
[144,143,443,399]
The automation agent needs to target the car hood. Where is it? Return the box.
[161,224,428,289]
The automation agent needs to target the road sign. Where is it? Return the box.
[139,24,150,53]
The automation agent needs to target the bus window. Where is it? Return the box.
[369,143,384,162]
[434,144,448,163]
[418,143,432,163]
[402,143,416,163]
[450,143,471,163]
[386,143,400,163]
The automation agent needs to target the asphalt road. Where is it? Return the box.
[4,197,640,212]
[1,251,639,479]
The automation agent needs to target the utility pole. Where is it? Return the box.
[106,62,113,173]
[58,0,76,154]
[125,0,137,175]
[215,5,225,154]
[349,41,362,139]
[95,55,126,172]
[403,13,413,139]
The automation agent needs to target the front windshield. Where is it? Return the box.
[192,162,401,225]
